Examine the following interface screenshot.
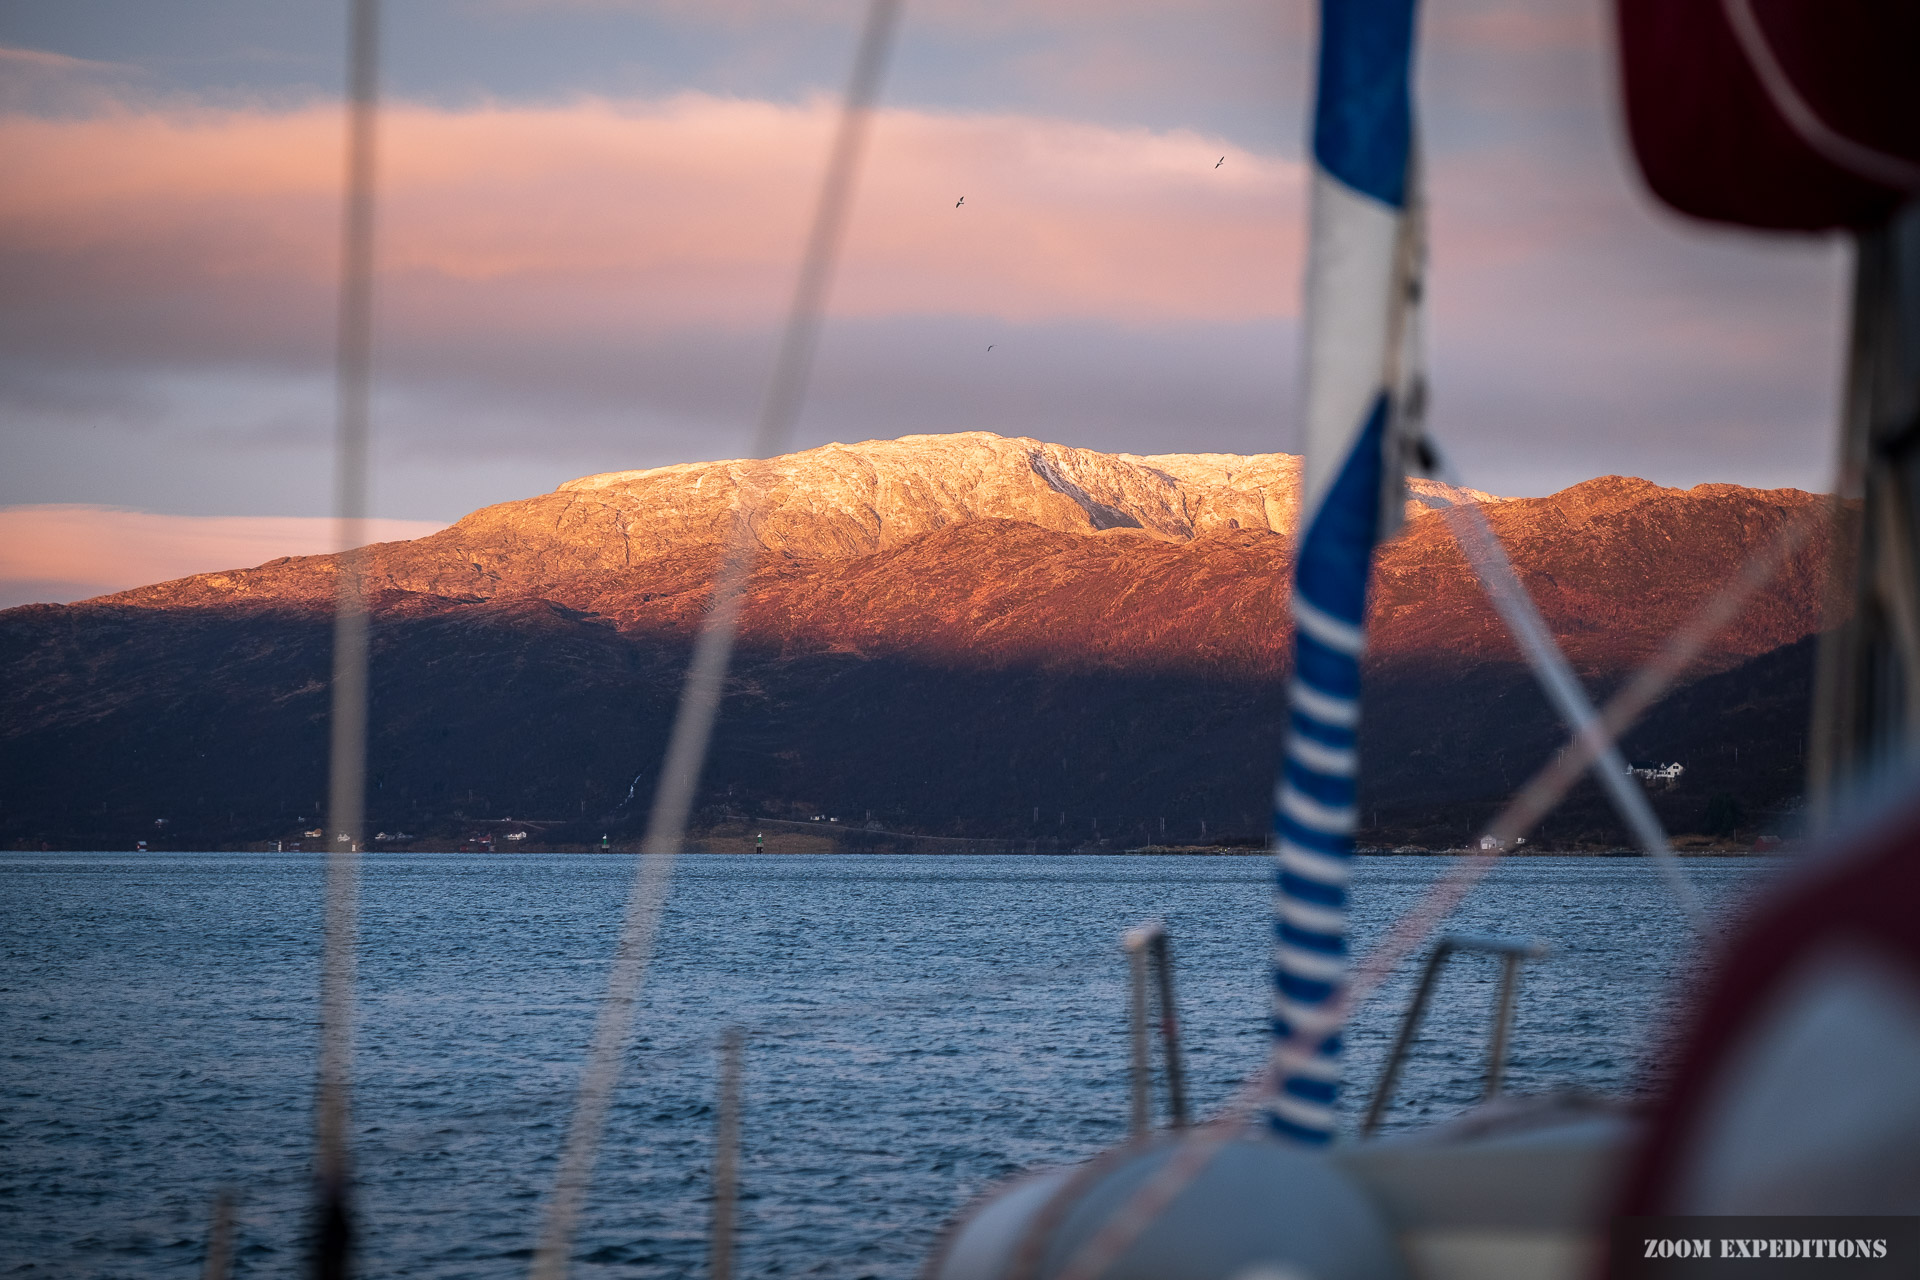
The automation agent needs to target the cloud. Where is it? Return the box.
[0,90,1302,358]
[481,0,1588,51]
[0,29,1851,518]
[0,44,148,115]
[0,506,446,608]
[1415,141,1849,495]
[1423,1,1604,52]
[0,86,1306,517]
[483,0,1290,33]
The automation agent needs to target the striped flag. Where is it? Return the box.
[1268,0,1424,1145]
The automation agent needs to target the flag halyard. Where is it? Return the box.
[1269,0,1424,1145]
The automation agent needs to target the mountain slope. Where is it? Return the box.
[96,433,1490,612]
[2,434,1833,849]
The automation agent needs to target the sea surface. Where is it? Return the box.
[1,852,1779,1278]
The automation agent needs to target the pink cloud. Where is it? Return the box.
[1423,4,1604,52]
[0,507,446,608]
[486,0,1292,35]
[0,92,1305,348]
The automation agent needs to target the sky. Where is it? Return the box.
[0,0,1852,604]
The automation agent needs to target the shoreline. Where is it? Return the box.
[5,842,1791,858]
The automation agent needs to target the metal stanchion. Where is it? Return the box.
[1125,932,1150,1138]
[1123,921,1188,1133]
[202,1189,235,1280]
[1362,933,1549,1136]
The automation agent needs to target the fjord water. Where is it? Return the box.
[2,852,1774,1278]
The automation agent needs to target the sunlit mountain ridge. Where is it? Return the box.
[4,433,1830,850]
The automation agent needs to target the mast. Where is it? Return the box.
[1269,0,1424,1145]
[1808,201,1920,824]
[1613,1,1920,825]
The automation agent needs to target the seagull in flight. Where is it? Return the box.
[955,196,965,207]
[1215,156,1225,168]
[987,344,994,351]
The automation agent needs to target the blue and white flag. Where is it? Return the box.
[1268,0,1423,1145]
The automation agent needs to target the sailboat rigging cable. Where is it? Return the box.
[1006,483,1828,1277]
[1421,458,1707,929]
[526,2,903,1275]
[1269,0,1423,1148]
[316,0,380,1275]
[1719,0,1920,193]
[287,0,1880,1272]
[1476,497,1829,850]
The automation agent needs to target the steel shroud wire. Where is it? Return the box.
[526,3,904,1274]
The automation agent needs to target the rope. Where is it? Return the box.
[1721,0,1920,193]
[1044,476,1828,1279]
[526,5,903,1274]
[1423,454,1707,930]
[315,2,379,1275]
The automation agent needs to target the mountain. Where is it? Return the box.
[0,433,1832,851]
[101,433,1496,612]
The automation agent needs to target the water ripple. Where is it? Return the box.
[0,852,1776,1277]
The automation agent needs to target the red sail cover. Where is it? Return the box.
[1616,0,1920,231]
[1611,792,1920,1228]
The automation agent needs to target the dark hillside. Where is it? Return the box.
[1,441,1832,851]
[0,600,1815,852]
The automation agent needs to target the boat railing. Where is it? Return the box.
[1122,920,1190,1135]
[1360,932,1551,1138]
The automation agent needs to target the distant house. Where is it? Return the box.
[1627,762,1685,782]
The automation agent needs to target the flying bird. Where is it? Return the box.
[987,344,994,351]
[955,196,965,207]
[1215,156,1225,168]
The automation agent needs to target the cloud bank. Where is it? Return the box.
[0,33,1850,524]
[1,92,1300,346]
